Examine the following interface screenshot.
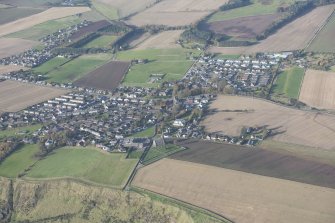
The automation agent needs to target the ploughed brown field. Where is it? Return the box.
[74,61,130,90]
[127,0,229,26]
[0,7,91,37]
[202,95,335,150]
[299,69,335,110]
[201,14,280,39]
[0,38,39,59]
[70,20,110,41]
[133,158,335,223]
[174,139,335,188]
[0,80,69,113]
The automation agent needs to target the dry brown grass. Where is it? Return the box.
[127,0,229,26]
[0,7,90,37]
[0,38,39,59]
[0,80,69,113]
[202,95,335,150]
[134,30,183,50]
[133,158,335,223]
[0,65,27,75]
[299,69,335,110]
[208,5,335,54]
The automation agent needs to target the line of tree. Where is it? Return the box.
[219,0,252,11]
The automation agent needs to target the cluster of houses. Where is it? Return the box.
[184,54,282,92]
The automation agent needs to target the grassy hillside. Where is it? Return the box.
[26,147,138,188]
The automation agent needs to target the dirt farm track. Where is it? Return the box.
[133,158,335,223]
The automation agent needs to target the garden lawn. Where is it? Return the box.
[26,147,138,187]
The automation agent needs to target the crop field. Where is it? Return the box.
[174,139,335,188]
[308,12,335,53]
[272,66,305,99]
[299,69,335,110]
[70,20,110,41]
[0,65,27,75]
[45,54,113,83]
[135,30,183,50]
[0,7,91,37]
[26,147,138,187]
[96,0,157,18]
[202,95,335,150]
[133,158,335,223]
[117,48,198,87]
[0,38,39,59]
[0,144,39,178]
[0,7,43,25]
[201,14,280,39]
[0,80,68,113]
[7,15,83,40]
[74,61,130,90]
[83,35,118,48]
[127,0,229,26]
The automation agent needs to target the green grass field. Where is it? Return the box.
[0,7,43,25]
[209,0,294,22]
[33,57,71,74]
[0,144,39,178]
[143,144,185,165]
[84,35,118,48]
[0,124,42,139]
[6,15,82,40]
[91,0,119,20]
[272,66,305,99]
[26,147,138,187]
[307,13,335,53]
[117,48,199,87]
[46,54,113,83]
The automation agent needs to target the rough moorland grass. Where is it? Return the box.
[307,13,335,53]
[91,0,119,20]
[0,144,39,178]
[272,66,305,99]
[209,0,294,22]
[84,35,118,48]
[26,147,138,187]
[0,124,42,138]
[46,54,113,83]
[0,7,43,25]
[6,15,82,40]
[33,57,71,74]
[131,126,155,138]
[143,144,185,165]
[117,48,199,87]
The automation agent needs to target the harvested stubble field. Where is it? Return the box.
[0,38,39,59]
[174,139,335,188]
[0,65,27,75]
[201,14,280,39]
[0,7,91,37]
[135,30,183,50]
[0,80,68,113]
[127,0,229,26]
[133,158,335,223]
[208,5,335,54]
[202,95,335,150]
[74,61,130,90]
[299,69,335,110]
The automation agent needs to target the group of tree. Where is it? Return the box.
[0,139,23,163]
[180,26,230,46]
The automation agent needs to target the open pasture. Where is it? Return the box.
[133,158,335,223]
[26,147,138,188]
[74,61,130,90]
[135,30,183,50]
[0,7,90,37]
[299,69,335,110]
[174,139,335,188]
[0,80,68,113]
[127,0,229,26]
[0,38,39,59]
[83,35,118,48]
[202,95,335,150]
